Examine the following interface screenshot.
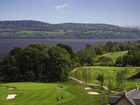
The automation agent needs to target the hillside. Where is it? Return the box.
[0,20,140,39]
[94,51,128,65]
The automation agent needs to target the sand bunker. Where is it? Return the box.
[84,87,92,90]
[6,94,17,100]
[88,92,100,95]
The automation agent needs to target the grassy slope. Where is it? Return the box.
[0,81,104,105]
[71,66,140,90]
[94,51,128,65]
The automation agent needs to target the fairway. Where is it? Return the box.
[71,66,140,90]
[94,51,127,65]
[0,81,102,105]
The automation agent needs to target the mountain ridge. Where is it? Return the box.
[0,20,140,39]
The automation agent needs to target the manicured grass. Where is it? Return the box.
[0,81,107,105]
[71,66,140,91]
[94,51,127,65]
[99,51,127,61]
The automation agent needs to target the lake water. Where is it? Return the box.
[0,39,140,60]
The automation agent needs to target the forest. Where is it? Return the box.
[0,44,71,82]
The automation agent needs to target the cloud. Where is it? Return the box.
[55,3,69,10]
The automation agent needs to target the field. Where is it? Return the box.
[71,66,140,91]
[94,51,127,65]
[0,81,109,105]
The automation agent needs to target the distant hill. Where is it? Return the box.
[0,20,140,39]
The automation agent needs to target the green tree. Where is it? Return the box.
[105,41,114,52]
[96,74,104,89]
[0,55,19,82]
[0,47,22,82]
[87,68,92,83]
[57,44,75,59]
[81,69,88,85]
[47,46,71,82]
[115,56,125,66]
[95,43,105,55]
[77,45,95,66]
[116,48,140,66]
[116,69,127,90]
[0,44,72,82]
[18,44,48,81]
[108,81,113,94]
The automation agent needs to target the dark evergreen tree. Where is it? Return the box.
[46,46,71,82]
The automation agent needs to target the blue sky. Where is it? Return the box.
[0,0,140,26]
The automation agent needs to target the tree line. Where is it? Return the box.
[115,42,140,66]
[0,44,72,82]
[76,41,140,66]
[76,41,126,66]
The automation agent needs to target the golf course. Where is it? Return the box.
[1,66,139,105]
[0,41,140,105]
[0,81,109,105]
[71,66,140,90]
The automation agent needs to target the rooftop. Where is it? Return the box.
[109,89,140,105]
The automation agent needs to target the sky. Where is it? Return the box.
[0,0,140,26]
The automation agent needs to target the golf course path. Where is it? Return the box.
[69,77,120,94]
[69,77,108,90]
